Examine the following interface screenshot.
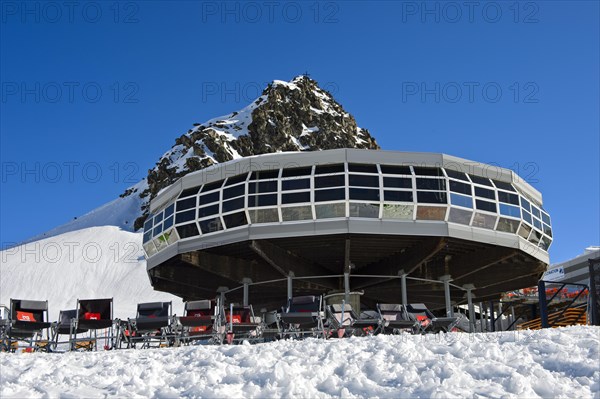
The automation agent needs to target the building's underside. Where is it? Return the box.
[149,234,546,313]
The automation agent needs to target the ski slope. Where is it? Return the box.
[0,225,183,321]
[1,326,598,398]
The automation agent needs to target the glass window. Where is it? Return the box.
[531,206,541,219]
[282,206,313,221]
[143,217,153,232]
[380,165,411,175]
[223,211,247,229]
[522,210,532,224]
[469,175,493,186]
[163,216,174,230]
[175,209,196,224]
[384,191,413,202]
[249,180,277,194]
[315,203,346,219]
[444,169,469,181]
[249,208,279,224]
[201,180,224,192]
[144,242,157,257]
[179,186,200,198]
[349,188,379,201]
[543,224,552,237]
[198,204,219,218]
[282,167,312,177]
[349,203,379,218]
[539,236,552,251]
[472,212,497,230]
[154,212,164,224]
[416,178,446,191]
[497,218,520,233]
[382,204,413,219]
[176,196,196,211]
[533,218,542,230]
[417,191,447,204]
[199,191,219,205]
[223,184,245,199]
[521,197,531,211]
[223,197,244,213]
[199,217,223,234]
[225,173,248,186]
[282,178,310,190]
[518,223,531,239]
[250,170,279,180]
[499,203,520,218]
[315,174,345,188]
[417,206,447,221]
[248,194,277,207]
[475,199,496,213]
[143,230,153,243]
[282,192,310,204]
[176,222,200,239]
[383,177,412,189]
[448,208,472,225]
[498,191,519,205]
[449,180,471,195]
[413,167,443,176]
[474,186,495,200]
[315,188,345,202]
[542,212,551,225]
[348,163,378,173]
[349,174,379,187]
[315,164,344,174]
[529,230,542,245]
[165,204,175,218]
[153,224,162,237]
[493,180,516,192]
[450,193,472,208]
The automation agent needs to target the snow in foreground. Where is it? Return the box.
[1,326,598,398]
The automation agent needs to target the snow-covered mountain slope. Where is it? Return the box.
[0,226,182,321]
[2,326,598,398]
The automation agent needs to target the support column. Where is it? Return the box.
[511,305,516,331]
[398,269,408,307]
[439,275,453,317]
[463,284,475,333]
[538,280,549,328]
[344,272,350,304]
[489,300,495,332]
[479,302,486,332]
[287,272,295,301]
[242,278,252,307]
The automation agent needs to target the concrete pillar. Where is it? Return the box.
[511,305,516,331]
[489,300,495,332]
[439,275,453,317]
[242,278,252,307]
[344,272,350,304]
[399,270,408,307]
[479,302,485,332]
[287,272,294,301]
[463,284,475,333]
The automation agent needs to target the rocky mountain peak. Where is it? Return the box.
[132,75,379,229]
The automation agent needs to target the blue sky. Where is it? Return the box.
[1,1,598,263]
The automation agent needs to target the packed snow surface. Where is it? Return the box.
[0,225,182,321]
[1,326,598,398]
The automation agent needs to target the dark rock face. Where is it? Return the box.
[132,76,379,230]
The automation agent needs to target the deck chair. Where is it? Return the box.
[7,299,52,352]
[51,309,88,351]
[223,304,261,344]
[327,303,356,338]
[352,309,384,335]
[279,295,326,339]
[127,302,173,348]
[406,303,459,333]
[178,300,219,344]
[73,298,114,350]
[259,309,281,342]
[377,304,419,334]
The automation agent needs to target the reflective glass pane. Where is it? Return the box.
[521,197,531,211]
[417,191,447,204]
[348,163,378,173]
[154,212,163,224]
[165,204,175,218]
[198,204,219,218]
[315,203,346,219]
[153,224,162,237]
[380,165,411,175]
[199,191,219,205]
[542,212,551,225]
[472,212,497,229]
[282,167,312,177]
[222,197,244,213]
[201,180,224,192]
[349,188,379,201]
[282,191,310,204]
[250,170,279,180]
[475,199,496,213]
[223,184,245,199]
[383,177,412,189]
[493,180,516,192]
[469,175,492,186]
[413,167,443,176]
[349,203,379,218]
[533,218,542,230]
[531,206,541,219]
[225,173,248,186]
[382,204,413,219]
[449,180,471,195]
[199,217,223,234]
[176,196,196,211]
[384,190,413,202]
[143,217,153,232]
[153,236,167,252]
[475,186,495,200]
[315,188,345,202]
[144,242,157,257]
[497,218,520,233]
[416,206,447,221]
[543,223,552,237]
[499,203,520,218]
[315,174,345,188]
[539,236,551,251]
[249,181,278,194]
[315,164,344,174]
[248,194,277,207]
[143,230,152,243]
[444,169,469,181]
[529,230,542,244]
[281,206,313,221]
[249,208,279,224]
[518,223,532,239]
[522,210,532,224]
[223,211,247,229]
[450,193,472,208]
[416,178,446,191]
[448,208,472,225]
[163,216,174,230]
[175,209,195,224]
[349,174,379,187]
[498,191,519,205]
[177,222,200,238]
[179,186,201,198]
[282,178,310,190]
